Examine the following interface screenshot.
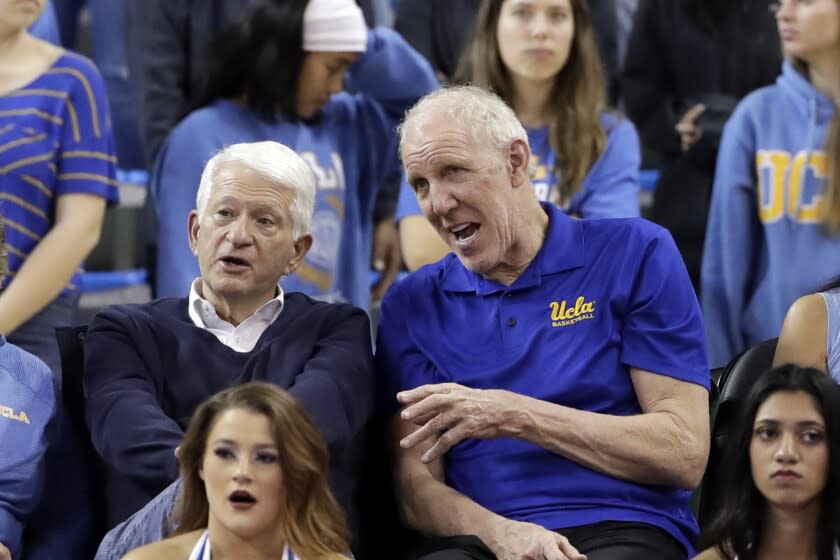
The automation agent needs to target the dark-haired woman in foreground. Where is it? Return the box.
[123,382,350,560]
[695,365,840,560]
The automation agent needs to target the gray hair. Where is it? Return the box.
[195,141,316,239]
[398,85,530,159]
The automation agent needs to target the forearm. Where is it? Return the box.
[93,419,182,487]
[398,462,504,543]
[510,393,707,489]
[0,218,100,334]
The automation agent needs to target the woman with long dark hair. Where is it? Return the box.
[397,0,640,271]
[122,382,350,560]
[695,365,840,560]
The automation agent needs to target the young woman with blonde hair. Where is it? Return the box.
[123,382,350,560]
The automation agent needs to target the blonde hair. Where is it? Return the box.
[789,1,840,230]
[824,114,840,229]
[170,382,351,558]
[455,0,608,206]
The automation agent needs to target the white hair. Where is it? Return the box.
[398,85,530,159]
[195,141,316,239]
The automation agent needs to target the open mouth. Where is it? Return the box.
[450,223,480,245]
[229,490,257,507]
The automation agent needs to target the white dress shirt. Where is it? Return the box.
[187,279,284,353]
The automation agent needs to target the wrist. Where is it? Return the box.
[494,390,531,438]
[477,513,512,552]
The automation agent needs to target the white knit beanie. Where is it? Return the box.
[303,0,368,53]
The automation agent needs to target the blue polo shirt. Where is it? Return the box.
[376,202,709,554]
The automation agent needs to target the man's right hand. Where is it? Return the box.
[0,542,12,560]
[488,519,586,560]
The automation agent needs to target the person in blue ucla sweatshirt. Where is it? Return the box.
[701,0,840,368]
[0,220,56,560]
[152,0,438,310]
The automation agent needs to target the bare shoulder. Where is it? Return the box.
[121,531,203,560]
[774,293,828,370]
[693,547,726,560]
[786,293,828,324]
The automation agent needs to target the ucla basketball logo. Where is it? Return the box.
[550,296,596,327]
[0,404,30,424]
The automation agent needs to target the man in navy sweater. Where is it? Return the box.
[83,141,374,556]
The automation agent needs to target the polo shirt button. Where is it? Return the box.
[506,317,517,327]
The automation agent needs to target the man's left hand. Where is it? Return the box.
[397,383,523,463]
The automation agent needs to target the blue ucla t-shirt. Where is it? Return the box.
[378,203,709,555]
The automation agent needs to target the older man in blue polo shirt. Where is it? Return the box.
[377,86,710,560]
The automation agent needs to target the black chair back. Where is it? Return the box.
[697,338,778,528]
[55,325,109,548]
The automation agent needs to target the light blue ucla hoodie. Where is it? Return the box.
[702,60,840,368]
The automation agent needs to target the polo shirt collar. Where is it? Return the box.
[440,202,585,295]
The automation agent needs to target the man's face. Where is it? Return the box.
[401,116,528,280]
[188,162,311,307]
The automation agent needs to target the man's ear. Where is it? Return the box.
[284,233,314,275]
[508,138,531,188]
[187,211,200,255]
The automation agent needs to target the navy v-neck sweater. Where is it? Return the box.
[83,293,373,530]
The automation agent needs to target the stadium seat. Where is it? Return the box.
[697,338,778,528]
[55,325,108,555]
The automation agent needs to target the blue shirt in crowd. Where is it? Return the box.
[0,336,56,560]
[702,60,840,367]
[377,202,709,555]
[0,52,119,294]
[153,27,437,309]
